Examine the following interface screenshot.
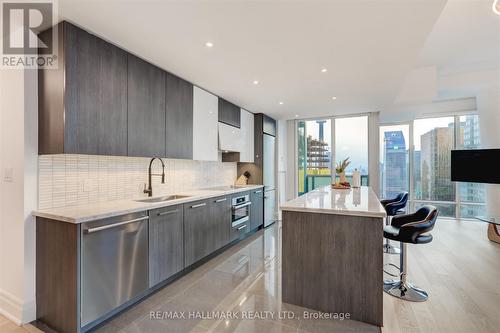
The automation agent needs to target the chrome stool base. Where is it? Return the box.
[383,280,428,302]
[383,242,400,254]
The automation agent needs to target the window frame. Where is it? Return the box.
[295,113,370,195]
[381,114,485,220]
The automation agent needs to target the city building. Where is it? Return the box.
[381,131,408,198]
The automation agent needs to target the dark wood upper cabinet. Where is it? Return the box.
[263,114,276,136]
[218,98,241,128]
[165,73,193,159]
[127,54,166,157]
[39,22,128,155]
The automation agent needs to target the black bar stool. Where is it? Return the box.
[380,192,408,254]
[383,205,438,302]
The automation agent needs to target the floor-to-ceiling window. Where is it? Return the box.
[457,115,486,217]
[296,115,369,195]
[412,117,456,217]
[379,124,410,199]
[297,119,332,195]
[334,116,369,184]
[379,114,485,219]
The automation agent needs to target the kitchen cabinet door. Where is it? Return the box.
[264,189,277,227]
[64,23,128,155]
[218,98,241,128]
[263,114,276,136]
[250,188,264,230]
[184,199,211,266]
[149,205,184,287]
[240,109,254,162]
[166,73,193,159]
[127,55,166,157]
[210,196,231,250]
[192,87,218,161]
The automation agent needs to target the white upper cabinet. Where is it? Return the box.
[218,122,242,152]
[240,109,254,163]
[193,86,218,161]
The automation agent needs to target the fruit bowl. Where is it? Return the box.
[332,182,351,190]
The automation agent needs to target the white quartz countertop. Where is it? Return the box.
[280,185,386,218]
[33,185,264,224]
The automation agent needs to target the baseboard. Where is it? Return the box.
[0,288,36,325]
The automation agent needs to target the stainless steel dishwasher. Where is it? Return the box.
[81,212,149,327]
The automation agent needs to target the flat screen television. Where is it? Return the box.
[451,149,500,184]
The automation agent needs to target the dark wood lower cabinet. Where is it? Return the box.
[209,196,231,250]
[184,199,211,266]
[149,205,184,287]
[184,196,232,266]
[250,188,264,230]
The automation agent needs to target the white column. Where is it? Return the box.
[0,67,37,324]
[477,91,500,216]
[368,112,380,196]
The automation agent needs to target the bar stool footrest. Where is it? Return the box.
[383,263,400,277]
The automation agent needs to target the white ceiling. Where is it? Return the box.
[418,0,500,75]
[58,0,447,120]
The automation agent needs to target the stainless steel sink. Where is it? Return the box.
[134,195,191,203]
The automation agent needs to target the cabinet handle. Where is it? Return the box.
[254,190,262,194]
[215,198,227,203]
[190,203,207,208]
[233,202,251,210]
[237,225,247,231]
[158,209,179,216]
[85,216,148,234]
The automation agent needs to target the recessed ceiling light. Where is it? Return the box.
[321,68,328,73]
[493,0,500,15]
[253,80,259,85]
[279,101,284,105]
[205,42,214,48]
[295,114,299,118]
[332,96,337,100]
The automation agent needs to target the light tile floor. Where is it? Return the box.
[5,219,500,333]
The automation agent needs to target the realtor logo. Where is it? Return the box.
[1,0,58,68]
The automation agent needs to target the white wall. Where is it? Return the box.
[285,120,296,201]
[276,120,287,211]
[0,68,37,324]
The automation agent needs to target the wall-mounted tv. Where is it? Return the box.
[451,149,500,184]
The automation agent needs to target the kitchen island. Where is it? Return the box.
[280,185,386,327]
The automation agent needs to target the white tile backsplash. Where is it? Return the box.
[38,154,237,209]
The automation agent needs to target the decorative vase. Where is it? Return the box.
[338,171,347,183]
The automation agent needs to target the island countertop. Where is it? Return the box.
[280,185,386,218]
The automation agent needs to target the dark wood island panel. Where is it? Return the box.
[282,210,383,327]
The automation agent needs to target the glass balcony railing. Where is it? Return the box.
[301,174,369,194]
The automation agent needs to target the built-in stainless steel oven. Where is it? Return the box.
[231,193,251,228]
